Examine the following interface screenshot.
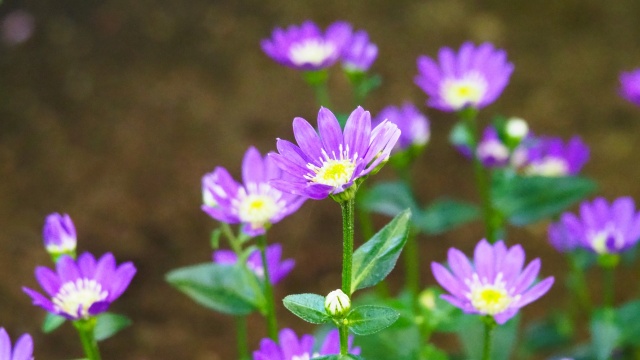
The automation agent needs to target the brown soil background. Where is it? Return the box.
[2,0,640,359]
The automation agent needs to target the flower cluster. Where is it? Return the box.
[213,243,294,285]
[253,328,359,360]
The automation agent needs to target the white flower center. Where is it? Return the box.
[589,224,624,254]
[53,278,108,318]
[46,237,76,254]
[235,183,283,230]
[305,145,357,188]
[441,72,488,110]
[525,156,569,177]
[289,40,336,66]
[292,352,321,360]
[476,140,509,164]
[466,273,517,315]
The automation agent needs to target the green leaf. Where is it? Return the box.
[42,313,66,333]
[358,181,418,217]
[165,263,263,315]
[282,294,330,324]
[493,175,597,225]
[94,313,132,342]
[617,300,640,347]
[209,228,222,249]
[455,314,519,360]
[590,308,621,360]
[351,209,411,293]
[347,305,400,335]
[449,120,473,150]
[414,198,480,235]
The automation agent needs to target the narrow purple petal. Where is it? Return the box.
[317,107,344,154]
[242,146,266,185]
[292,117,324,163]
[34,266,61,297]
[517,277,554,308]
[0,328,10,360]
[107,262,137,300]
[12,333,33,360]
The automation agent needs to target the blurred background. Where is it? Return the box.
[2,0,640,358]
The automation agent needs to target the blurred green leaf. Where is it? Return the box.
[449,121,473,150]
[347,305,400,335]
[590,308,621,360]
[42,313,66,333]
[94,313,132,342]
[455,314,519,360]
[283,293,330,324]
[414,199,480,235]
[358,181,418,217]
[521,313,573,353]
[616,300,640,347]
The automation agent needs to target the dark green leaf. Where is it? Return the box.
[617,300,640,347]
[351,209,411,293]
[42,313,66,333]
[358,181,418,218]
[165,263,263,315]
[347,305,400,335]
[521,313,573,352]
[94,313,132,342]
[282,294,330,324]
[590,308,621,360]
[414,198,480,235]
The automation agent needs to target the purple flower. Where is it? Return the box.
[0,328,33,360]
[515,135,589,176]
[373,102,430,152]
[341,30,378,72]
[431,239,554,324]
[202,146,305,236]
[270,106,401,200]
[552,197,640,254]
[253,328,360,360]
[42,213,77,256]
[415,42,514,112]
[548,214,582,253]
[455,125,510,168]
[619,69,640,106]
[213,243,294,285]
[23,252,136,320]
[261,21,352,71]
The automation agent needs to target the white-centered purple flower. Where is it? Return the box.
[213,243,294,285]
[270,106,400,200]
[202,146,305,236]
[431,239,554,324]
[23,252,136,320]
[42,213,77,256]
[552,197,640,254]
[261,21,352,71]
[252,328,360,360]
[0,328,33,360]
[415,42,514,112]
[373,102,430,153]
[619,69,640,106]
[515,135,589,177]
[341,29,378,72]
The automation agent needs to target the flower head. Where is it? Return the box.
[515,135,589,177]
[0,328,33,360]
[415,42,514,112]
[202,146,306,236]
[324,289,351,317]
[253,328,360,360]
[23,252,136,320]
[213,243,294,285]
[270,106,400,200]
[373,102,430,153]
[341,30,378,72]
[261,21,352,71]
[455,125,510,168]
[620,69,640,106]
[431,239,554,324]
[42,213,77,257]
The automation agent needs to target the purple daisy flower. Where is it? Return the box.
[23,252,136,320]
[548,214,583,253]
[619,69,640,106]
[341,29,378,72]
[515,135,589,177]
[213,243,295,285]
[253,328,360,360]
[554,197,640,254]
[431,239,554,324]
[270,106,401,200]
[261,20,352,71]
[42,213,77,257]
[0,328,33,360]
[202,146,305,236]
[415,42,514,112]
[373,102,430,153]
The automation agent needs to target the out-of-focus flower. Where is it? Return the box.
[270,106,400,201]
[516,135,589,177]
[431,239,554,324]
[505,117,529,142]
[212,243,294,285]
[1,10,34,46]
[619,69,640,106]
[548,214,583,253]
[261,21,352,71]
[553,197,640,255]
[202,147,305,236]
[475,127,510,168]
[42,213,77,258]
[341,30,378,72]
[415,42,514,112]
[23,252,136,320]
[253,328,360,360]
[0,328,33,360]
[374,102,430,153]
[324,289,351,317]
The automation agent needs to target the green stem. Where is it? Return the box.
[339,325,349,355]
[257,234,278,341]
[220,223,242,253]
[482,317,496,360]
[236,316,250,360]
[340,198,355,296]
[74,318,101,360]
[303,70,332,108]
[567,253,591,313]
[603,266,615,308]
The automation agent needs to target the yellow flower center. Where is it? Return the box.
[306,146,357,189]
[238,194,279,229]
[441,72,488,110]
[525,156,569,177]
[289,40,336,66]
[53,278,108,318]
[467,273,515,315]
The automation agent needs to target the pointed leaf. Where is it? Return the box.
[94,313,132,342]
[347,305,400,335]
[282,293,330,324]
[42,313,66,333]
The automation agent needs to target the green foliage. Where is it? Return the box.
[94,313,132,342]
[454,314,519,360]
[590,308,621,360]
[314,355,365,360]
[42,313,66,333]
[282,293,330,324]
[346,305,400,336]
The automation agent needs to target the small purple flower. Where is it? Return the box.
[619,69,640,106]
[548,214,582,253]
[415,42,514,112]
[23,252,136,320]
[42,213,77,256]
[270,106,400,200]
[374,102,430,153]
[253,328,360,360]
[516,135,589,177]
[202,146,305,236]
[341,30,378,72]
[261,21,352,71]
[431,239,554,324]
[553,197,640,254]
[213,243,294,285]
[455,125,510,168]
[0,328,33,360]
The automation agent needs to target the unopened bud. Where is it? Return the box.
[325,289,351,317]
[43,213,77,260]
[505,118,529,140]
